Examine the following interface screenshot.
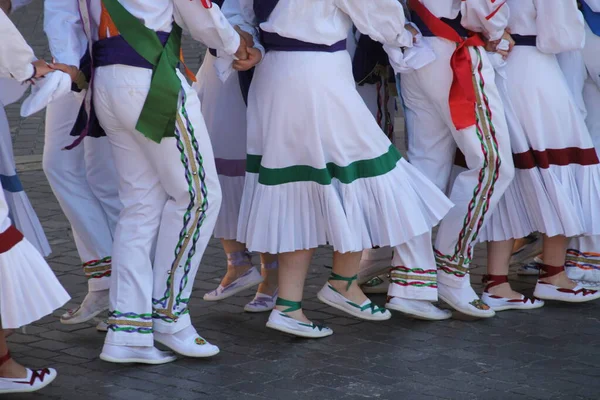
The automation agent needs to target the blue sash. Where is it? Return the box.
[581,0,600,36]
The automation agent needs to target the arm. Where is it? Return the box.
[334,0,414,48]
[461,0,509,41]
[222,0,264,55]
[0,9,34,81]
[533,0,584,54]
[44,0,86,67]
[173,0,241,57]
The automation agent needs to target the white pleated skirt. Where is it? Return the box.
[237,50,453,254]
[479,46,600,242]
[0,237,69,329]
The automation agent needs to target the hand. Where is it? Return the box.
[233,46,262,71]
[404,24,419,44]
[234,29,249,61]
[31,59,53,79]
[235,25,254,48]
[498,29,515,59]
[49,62,79,82]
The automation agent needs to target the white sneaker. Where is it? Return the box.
[203,268,264,301]
[266,310,333,339]
[357,259,392,285]
[61,290,109,325]
[244,290,278,313]
[385,297,452,320]
[361,276,389,294]
[100,344,177,365]
[517,257,542,276]
[481,293,544,311]
[534,281,600,303]
[317,284,391,321]
[438,282,495,318]
[96,319,108,332]
[154,327,220,358]
[0,368,57,394]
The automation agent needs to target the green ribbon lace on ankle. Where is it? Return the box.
[328,272,358,291]
[276,298,302,313]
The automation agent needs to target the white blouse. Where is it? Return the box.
[44,0,241,68]
[415,0,510,41]
[0,9,35,82]
[507,0,585,54]
[237,0,414,50]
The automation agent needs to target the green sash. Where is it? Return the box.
[102,0,182,143]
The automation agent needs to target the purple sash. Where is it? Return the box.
[69,33,170,139]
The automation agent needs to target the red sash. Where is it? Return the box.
[409,0,485,130]
[0,225,24,254]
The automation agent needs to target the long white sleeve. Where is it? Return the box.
[44,0,87,67]
[0,9,34,81]
[461,0,510,41]
[534,0,585,54]
[173,0,240,56]
[221,0,264,55]
[334,0,413,48]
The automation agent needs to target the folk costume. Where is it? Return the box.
[560,0,600,285]
[194,0,279,312]
[47,0,242,363]
[0,8,69,394]
[398,0,515,318]
[232,0,453,336]
[44,0,122,326]
[0,78,51,257]
[479,0,600,305]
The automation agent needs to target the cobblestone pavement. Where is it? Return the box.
[7,4,600,400]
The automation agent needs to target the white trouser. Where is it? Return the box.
[389,232,437,301]
[94,65,222,346]
[400,38,514,289]
[44,91,120,291]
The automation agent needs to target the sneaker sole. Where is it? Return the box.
[154,336,220,358]
[317,290,391,321]
[385,302,452,321]
[265,321,333,339]
[488,302,545,311]
[533,292,600,303]
[438,293,496,319]
[99,353,177,365]
[60,308,107,325]
[0,374,56,394]
[203,277,264,302]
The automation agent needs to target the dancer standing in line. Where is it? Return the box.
[0,0,51,258]
[480,0,600,310]
[232,0,453,337]
[0,5,69,394]
[41,0,122,330]
[195,0,279,313]
[46,0,254,364]
[559,0,600,286]
[347,29,396,295]
[396,0,514,318]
